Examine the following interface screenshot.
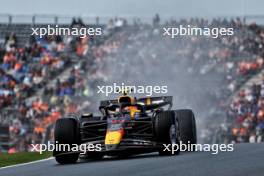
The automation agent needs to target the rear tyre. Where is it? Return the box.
[53,118,80,164]
[155,111,180,156]
[175,109,197,145]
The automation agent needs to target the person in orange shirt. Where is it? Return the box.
[14,62,22,71]
[34,126,45,135]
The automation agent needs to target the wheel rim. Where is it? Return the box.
[170,124,177,144]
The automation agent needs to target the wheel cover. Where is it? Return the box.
[170,124,177,144]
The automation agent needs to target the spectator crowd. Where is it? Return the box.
[1,16,264,152]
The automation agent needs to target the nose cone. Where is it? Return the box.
[105,130,124,149]
[105,144,118,150]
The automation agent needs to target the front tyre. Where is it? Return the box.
[155,111,180,156]
[55,153,79,164]
[53,118,80,164]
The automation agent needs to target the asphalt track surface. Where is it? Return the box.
[0,143,263,176]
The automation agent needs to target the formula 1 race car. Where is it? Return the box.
[53,93,197,164]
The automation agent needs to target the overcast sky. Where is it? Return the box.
[0,0,263,16]
[0,0,263,23]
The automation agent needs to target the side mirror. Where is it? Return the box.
[99,106,106,116]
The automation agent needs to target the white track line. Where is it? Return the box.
[0,157,53,170]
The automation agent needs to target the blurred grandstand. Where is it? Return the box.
[0,14,264,153]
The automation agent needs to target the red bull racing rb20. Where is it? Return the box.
[53,94,197,164]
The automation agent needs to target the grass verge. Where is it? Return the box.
[0,152,52,168]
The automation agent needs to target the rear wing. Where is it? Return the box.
[100,96,173,110]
